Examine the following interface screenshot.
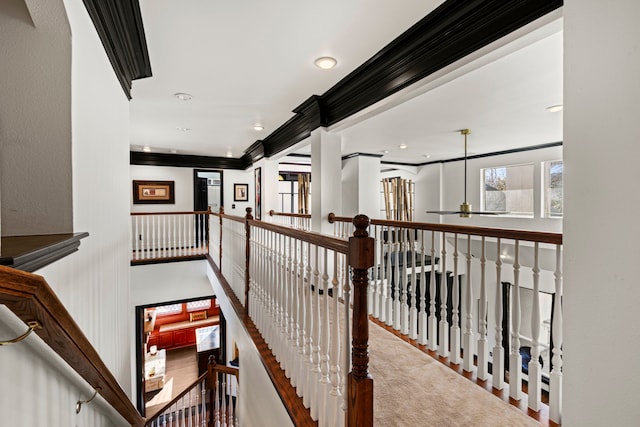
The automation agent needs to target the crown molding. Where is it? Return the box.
[130,151,247,169]
[83,0,152,99]
[255,0,562,163]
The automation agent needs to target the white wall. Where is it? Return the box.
[563,1,640,425]
[0,0,73,236]
[206,263,294,427]
[419,145,563,233]
[131,260,214,306]
[0,0,133,425]
[130,165,194,212]
[223,169,254,216]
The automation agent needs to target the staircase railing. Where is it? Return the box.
[145,358,239,427]
[131,210,210,263]
[210,208,374,426]
[328,213,564,425]
[0,265,144,426]
[268,210,312,230]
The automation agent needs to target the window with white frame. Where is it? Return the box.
[186,299,212,312]
[543,160,563,218]
[481,164,534,216]
[155,303,182,316]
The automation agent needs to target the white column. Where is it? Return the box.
[310,129,342,234]
[564,3,640,425]
[341,154,381,219]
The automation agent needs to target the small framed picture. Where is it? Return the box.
[234,183,248,201]
[133,180,175,204]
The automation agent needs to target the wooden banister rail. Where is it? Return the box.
[131,209,211,216]
[144,372,207,426]
[248,218,349,254]
[328,212,563,245]
[0,266,144,426]
[268,210,312,219]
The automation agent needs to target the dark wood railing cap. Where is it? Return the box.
[353,215,369,237]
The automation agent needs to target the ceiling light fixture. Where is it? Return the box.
[176,127,190,132]
[143,146,151,153]
[398,143,408,149]
[174,92,193,101]
[253,124,264,131]
[314,56,337,70]
[546,104,563,113]
[426,129,508,218]
[226,152,233,158]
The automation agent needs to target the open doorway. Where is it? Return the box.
[194,169,222,213]
[135,296,227,417]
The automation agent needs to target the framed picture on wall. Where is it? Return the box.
[133,180,175,204]
[254,167,262,219]
[234,184,248,201]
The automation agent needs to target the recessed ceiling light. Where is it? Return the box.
[382,150,389,154]
[253,124,264,131]
[176,127,190,132]
[314,56,337,70]
[546,104,563,113]
[169,149,177,154]
[143,146,151,153]
[174,92,193,101]
[226,151,233,158]
[398,143,408,149]
[423,154,431,158]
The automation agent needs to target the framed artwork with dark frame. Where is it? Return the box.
[133,180,175,204]
[254,167,262,219]
[234,183,248,201]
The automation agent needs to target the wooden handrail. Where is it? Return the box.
[328,212,563,245]
[248,218,349,254]
[268,210,311,219]
[219,212,246,223]
[0,266,144,426]
[131,210,210,216]
[145,372,208,426]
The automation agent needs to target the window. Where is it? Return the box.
[155,303,182,316]
[481,164,534,216]
[543,160,563,218]
[186,299,212,312]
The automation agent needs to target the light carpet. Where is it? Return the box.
[368,320,540,427]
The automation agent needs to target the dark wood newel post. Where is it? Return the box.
[207,355,217,425]
[245,207,253,316]
[348,214,374,426]
[219,206,224,270]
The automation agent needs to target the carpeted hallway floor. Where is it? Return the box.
[369,320,540,426]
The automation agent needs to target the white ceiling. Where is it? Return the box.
[130,1,563,164]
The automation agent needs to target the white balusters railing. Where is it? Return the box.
[268,210,311,230]
[145,374,224,427]
[131,211,210,262]
[221,215,247,305]
[327,213,563,424]
[246,221,352,427]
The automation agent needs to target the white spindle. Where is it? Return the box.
[462,243,474,372]
[509,240,522,400]
[409,229,418,340]
[549,243,563,423]
[303,241,313,408]
[419,229,428,345]
[400,229,409,335]
[393,228,401,330]
[341,253,351,412]
[329,251,343,426]
[493,238,505,389]
[377,225,385,322]
[439,232,449,358]
[385,233,393,327]
[310,245,321,420]
[477,236,489,380]
[319,247,331,420]
[528,242,542,411]
[450,234,461,365]
[428,231,437,351]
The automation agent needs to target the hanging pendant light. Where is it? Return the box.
[426,128,508,218]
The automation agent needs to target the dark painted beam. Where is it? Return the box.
[258,0,562,163]
[83,0,152,99]
[131,151,247,169]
